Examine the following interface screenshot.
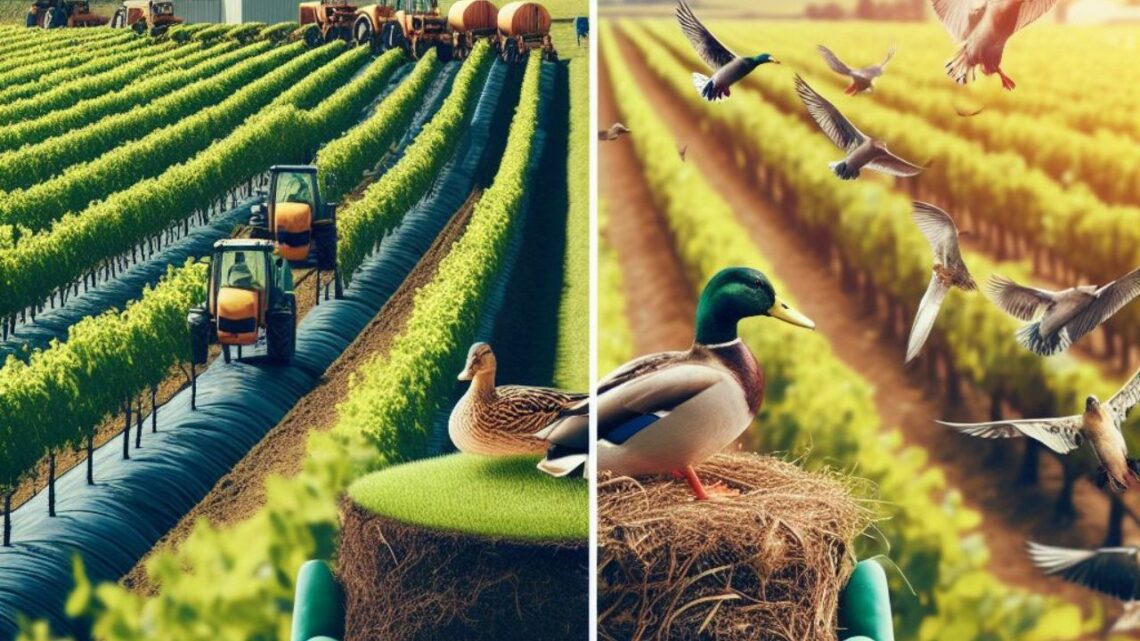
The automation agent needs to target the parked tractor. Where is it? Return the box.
[353,0,453,60]
[298,0,357,45]
[110,0,182,35]
[498,1,555,62]
[188,239,297,366]
[26,0,107,28]
[447,0,498,60]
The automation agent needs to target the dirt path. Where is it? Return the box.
[121,195,480,595]
[598,59,695,356]
[609,26,1129,619]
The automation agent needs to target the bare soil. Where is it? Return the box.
[121,193,479,594]
[604,26,1133,624]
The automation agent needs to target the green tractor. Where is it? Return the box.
[187,239,297,368]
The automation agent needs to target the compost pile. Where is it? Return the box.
[338,500,588,641]
[598,453,875,641]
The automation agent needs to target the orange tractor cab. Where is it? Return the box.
[248,166,338,271]
[298,0,357,45]
[188,239,297,367]
[498,1,555,63]
[353,0,453,59]
[110,0,182,35]
[27,0,106,28]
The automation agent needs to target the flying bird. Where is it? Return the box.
[938,368,1140,492]
[678,143,688,161]
[986,268,1140,356]
[905,202,976,363]
[794,75,925,180]
[449,343,587,458]
[541,268,816,500]
[675,0,779,102]
[816,44,896,95]
[933,0,1060,89]
[1028,542,1140,631]
[599,122,631,141]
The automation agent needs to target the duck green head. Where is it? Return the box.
[694,267,815,345]
[748,53,780,67]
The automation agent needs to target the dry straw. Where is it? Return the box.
[598,452,876,641]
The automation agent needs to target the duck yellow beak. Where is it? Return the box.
[457,367,474,381]
[769,297,815,330]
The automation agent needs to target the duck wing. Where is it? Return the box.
[906,275,950,363]
[911,201,967,271]
[932,0,989,42]
[862,44,896,76]
[817,45,853,76]
[1108,368,1140,426]
[865,149,925,177]
[935,415,1083,454]
[675,0,737,70]
[1061,268,1140,345]
[1028,542,1140,601]
[986,275,1056,321]
[1014,0,1061,34]
[597,363,729,444]
[794,74,866,152]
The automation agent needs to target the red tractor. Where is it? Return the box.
[298,0,357,45]
[27,0,107,28]
[353,0,453,59]
[110,0,183,35]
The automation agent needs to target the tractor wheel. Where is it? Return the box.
[413,37,430,60]
[187,307,210,365]
[384,22,404,51]
[110,7,125,27]
[353,15,372,47]
[314,222,337,271]
[26,10,37,27]
[303,25,322,47]
[150,24,168,37]
[437,42,453,61]
[131,19,145,34]
[222,344,232,364]
[42,7,63,28]
[266,305,295,365]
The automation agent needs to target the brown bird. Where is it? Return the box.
[933,0,1060,89]
[449,343,587,457]
[599,123,631,141]
[987,268,1140,355]
[795,75,925,181]
[905,202,976,363]
[817,44,896,95]
[939,368,1140,492]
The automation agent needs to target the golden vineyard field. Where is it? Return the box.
[600,17,1140,641]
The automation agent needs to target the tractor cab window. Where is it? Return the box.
[219,250,267,290]
[274,171,317,208]
[153,2,174,14]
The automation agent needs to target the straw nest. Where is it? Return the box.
[598,452,875,641]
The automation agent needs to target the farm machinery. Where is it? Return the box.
[497,1,555,62]
[110,0,183,35]
[298,0,357,45]
[26,0,106,28]
[352,0,453,59]
[188,239,297,367]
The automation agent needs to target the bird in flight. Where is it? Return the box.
[816,44,896,95]
[905,202,976,363]
[675,0,779,102]
[1028,542,1140,632]
[599,122,631,141]
[933,0,1061,89]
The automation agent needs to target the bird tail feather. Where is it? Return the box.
[1016,323,1071,356]
[944,46,973,85]
[829,160,859,180]
[691,72,717,102]
[537,448,589,479]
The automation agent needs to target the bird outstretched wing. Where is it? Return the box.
[932,0,988,42]
[817,45,852,76]
[911,201,960,261]
[794,74,865,151]
[1028,542,1140,601]
[675,0,737,70]
[906,276,950,363]
[866,151,925,177]
[986,275,1056,321]
[1015,0,1061,33]
[935,415,1083,454]
[1108,368,1140,425]
[1063,268,1140,345]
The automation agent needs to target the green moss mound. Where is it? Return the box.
[348,453,587,541]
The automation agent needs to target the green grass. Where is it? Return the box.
[348,453,588,542]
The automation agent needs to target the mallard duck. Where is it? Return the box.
[449,343,587,457]
[905,202,976,363]
[933,0,1059,89]
[794,75,925,181]
[675,0,779,102]
[986,268,1140,356]
[551,268,816,500]
[1029,542,1140,631]
[599,123,631,141]
[817,44,896,95]
[937,368,1140,491]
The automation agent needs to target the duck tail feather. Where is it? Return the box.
[692,72,715,101]
[537,448,589,478]
[945,46,972,85]
[1016,323,1070,356]
[829,160,859,180]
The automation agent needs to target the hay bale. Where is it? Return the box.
[598,453,874,641]
[338,454,588,641]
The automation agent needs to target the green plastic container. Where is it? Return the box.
[838,560,895,641]
[291,560,345,641]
